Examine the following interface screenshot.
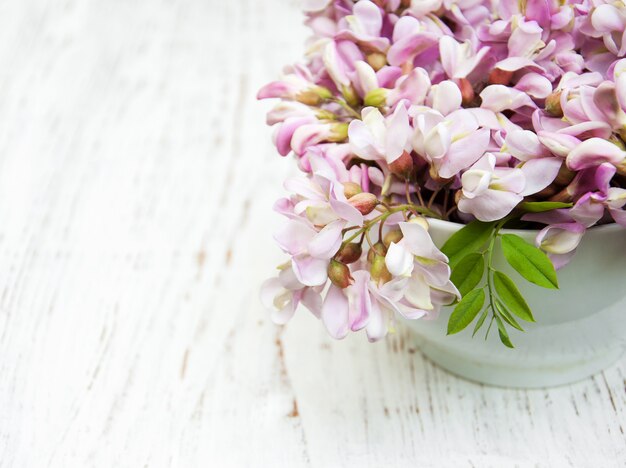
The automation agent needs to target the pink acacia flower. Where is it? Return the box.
[514,72,553,99]
[458,153,525,221]
[386,67,432,106]
[322,272,414,341]
[323,40,364,91]
[524,162,624,268]
[404,0,442,18]
[503,129,567,193]
[522,207,588,269]
[385,222,459,315]
[257,65,320,101]
[497,17,545,70]
[351,60,381,98]
[321,222,460,341]
[274,217,344,286]
[439,35,490,79]
[265,101,318,126]
[411,83,491,178]
[259,0,626,343]
[584,1,626,57]
[261,266,322,324]
[273,171,365,286]
[284,171,363,226]
[566,138,626,171]
[606,188,626,225]
[348,103,412,164]
[479,85,536,114]
[303,0,332,13]
[387,16,440,66]
[334,0,389,52]
[570,163,626,226]
[536,221,587,269]
[457,153,561,221]
[560,78,626,139]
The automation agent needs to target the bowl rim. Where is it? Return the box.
[426,217,623,237]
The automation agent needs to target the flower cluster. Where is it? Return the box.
[260,0,626,342]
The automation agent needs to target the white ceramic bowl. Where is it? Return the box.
[404,218,626,388]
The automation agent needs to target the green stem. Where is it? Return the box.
[332,98,361,119]
[484,230,498,340]
[341,203,440,247]
[484,218,509,339]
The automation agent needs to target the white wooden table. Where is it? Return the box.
[0,1,625,466]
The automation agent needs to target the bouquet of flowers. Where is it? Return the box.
[259,0,626,347]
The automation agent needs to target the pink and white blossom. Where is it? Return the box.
[348,103,412,164]
[258,0,626,342]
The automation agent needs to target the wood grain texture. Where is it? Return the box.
[0,1,624,467]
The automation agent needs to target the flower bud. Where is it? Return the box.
[389,150,414,179]
[315,109,336,121]
[554,165,576,186]
[488,68,514,86]
[328,122,349,142]
[296,86,332,106]
[335,242,363,264]
[348,192,378,215]
[343,181,363,199]
[364,88,388,107]
[370,253,392,284]
[610,134,626,151]
[328,260,353,289]
[548,186,573,203]
[366,52,387,71]
[545,91,563,117]
[367,242,386,262]
[429,165,453,184]
[454,189,463,205]
[296,91,322,106]
[341,85,360,108]
[408,215,430,231]
[534,184,559,199]
[458,78,475,107]
[383,230,403,247]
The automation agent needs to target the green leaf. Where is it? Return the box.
[447,289,485,335]
[518,201,573,213]
[500,234,559,289]
[450,253,485,296]
[472,308,489,337]
[441,221,495,267]
[495,299,524,331]
[493,271,535,322]
[494,315,514,348]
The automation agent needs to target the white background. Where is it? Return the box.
[0,0,625,466]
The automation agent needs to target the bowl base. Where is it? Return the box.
[416,337,625,389]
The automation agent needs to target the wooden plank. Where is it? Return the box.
[0,1,624,466]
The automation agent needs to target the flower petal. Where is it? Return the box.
[519,157,562,196]
[431,80,462,116]
[458,189,523,222]
[398,222,447,262]
[292,255,328,286]
[307,220,345,259]
[404,272,433,311]
[365,300,388,342]
[349,270,372,331]
[274,220,316,255]
[322,285,350,339]
[385,241,414,277]
[566,138,626,170]
[536,223,585,254]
